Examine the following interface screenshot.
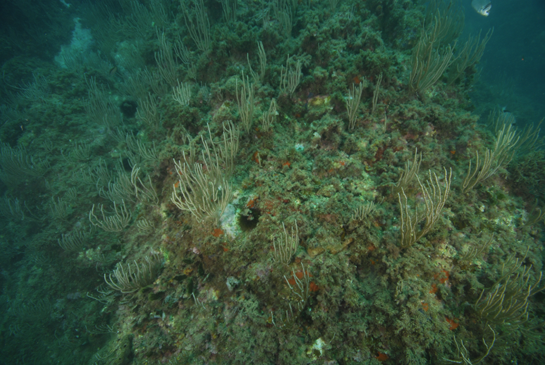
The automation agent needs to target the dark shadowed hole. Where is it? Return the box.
[238,208,261,231]
[120,100,138,118]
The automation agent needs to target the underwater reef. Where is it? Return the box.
[0,0,544,364]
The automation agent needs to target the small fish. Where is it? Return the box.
[472,0,492,16]
[500,106,516,125]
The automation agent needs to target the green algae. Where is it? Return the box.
[0,0,544,364]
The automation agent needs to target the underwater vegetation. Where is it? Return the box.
[0,0,544,364]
